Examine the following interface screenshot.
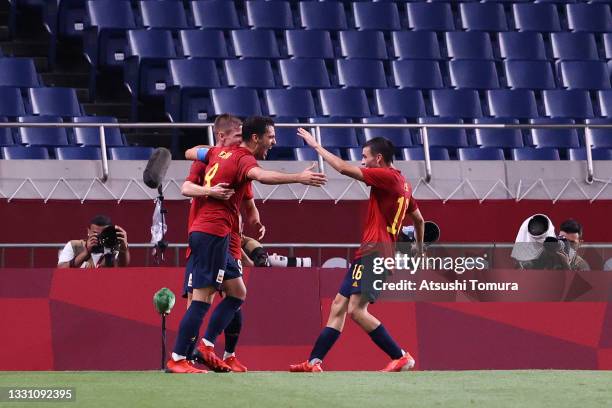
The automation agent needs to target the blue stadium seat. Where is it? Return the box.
[566,3,612,32]
[54,146,102,160]
[138,0,188,29]
[542,90,594,119]
[231,30,280,59]
[568,148,612,160]
[361,116,413,148]
[458,147,505,160]
[604,33,612,60]
[336,59,387,89]
[299,1,347,30]
[418,117,469,148]
[308,117,358,150]
[449,60,499,89]
[279,59,331,88]
[265,89,316,118]
[108,146,155,160]
[498,32,547,60]
[559,61,611,90]
[1,146,50,159]
[551,32,599,61]
[318,89,370,117]
[346,147,363,162]
[513,3,561,32]
[486,89,538,119]
[295,146,341,161]
[191,0,240,29]
[472,118,524,149]
[598,90,612,117]
[392,31,441,60]
[528,118,580,149]
[431,89,483,118]
[374,89,426,119]
[445,32,494,60]
[28,87,82,117]
[392,60,443,89]
[285,30,334,59]
[266,116,300,160]
[72,116,124,146]
[224,59,275,88]
[210,88,262,117]
[0,58,40,88]
[401,147,450,161]
[0,117,12,146]
[512,148,560,160]
[179,30,229,59]
[406,3,454,31]
[0,87,26,117]
[504,60,556,90]
[165,58,220,122]
[246,1,293,29]
[56,0,88,39]
[338,31,387,60]
[585,118,612,148]
[17,116,69,146]
[352,2,401,31]
[459,3,508,32]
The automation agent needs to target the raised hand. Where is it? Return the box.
[298,162,327,187]
[297,128,319,148]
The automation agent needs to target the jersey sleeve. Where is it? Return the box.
[196,147,210,163]
[243,182,254,201]
[360,167,396,189]
[186,160,207,184]
[237,153,259,182]
[407,196,418,213]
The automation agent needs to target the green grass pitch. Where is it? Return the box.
[0,371,611,407]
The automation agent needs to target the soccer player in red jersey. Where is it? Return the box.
[289,128,425,373]
[167,117,326,373]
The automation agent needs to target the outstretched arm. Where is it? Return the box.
[247,163,327,186]
[243,198,265,240]
[296,128,364,182]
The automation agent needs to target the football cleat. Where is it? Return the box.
[380,354,415,372]
[192,344,232,372]
[224,356,248,373]
[289,360,323,373]
[166,359,208,374]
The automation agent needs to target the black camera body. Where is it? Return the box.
[543,236,572,257]
[91,225,119,254]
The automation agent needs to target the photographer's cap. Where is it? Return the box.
[511,214,556,262]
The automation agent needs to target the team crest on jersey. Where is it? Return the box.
[218,151,233,160]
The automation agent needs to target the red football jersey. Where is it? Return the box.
[229,182,254,260]
[356,167,418,258]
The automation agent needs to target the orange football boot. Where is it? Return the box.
[224,356,248,372]
[166,359,208,373]
[380,353,416,372]
[289,360,323,373]
[192,344,232,372]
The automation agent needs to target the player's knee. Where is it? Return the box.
[347,306,364,322]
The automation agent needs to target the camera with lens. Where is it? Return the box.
[543,236,572,257]
[91,225,120,254]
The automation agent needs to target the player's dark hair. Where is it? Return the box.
[560,219,583,237]
[364,137,395,164]
[213,113,242,134]
[90,215,112,227]
[242,116,275,142]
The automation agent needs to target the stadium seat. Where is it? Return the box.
[28,87,82,117]
[392,60,443,89]
[267,116,301,160]
[72,116,124,146]
[406,3,454,31]
[486,89,539,119]
[459,3,508,32]
[224,59,275,88]
[448,60,499,90]
[361,117,413,148]
[210,88,262,117]
[265,89,316,118]
[445,32,494,60]
[191,0,240,30]
[338,31,388,60]
[511,148,560,160]
[513,3,561,32]
[568,148,612,160]
[566,3,612,32]
[604,33,612,60]
[417,117,469,148]
[336,59,387,89]
[542,90,594,119]
[0,87,26,117]
[295,146,341,161]
[597,90,612,117]
[559,61,611,90]
[374,89,426,119]
[431,89,483,118]
[0,58,40,88]
[179,30,229,59]
[56,0,88,39]
[54,146,102,160]
[318,89,370,117]
[285,30,334,59]
[231,30,281,59]
[138,0,188,30]
[108,146,155,160]
[457,147,505,160]
[1,146,50,159]
[299,1,347,30]
[352,2,401,31]
[498,32,547,60]
[246,1,293,29]
[391,31,441,60]
[550,33,599,61]
[528,118,580,149]
[585,118,612,148]
[346,147,363,162]
[308,117,359,148]
[0,117,12,146]
[504,60,556,90]
[472,118,524,149]
[279,59,331,89]
[401,147,450,161]
[17,116,69,146]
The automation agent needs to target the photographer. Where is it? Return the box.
[58,215,130,268]
[559,219,590,271]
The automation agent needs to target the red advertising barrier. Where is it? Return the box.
[2,267,611,371]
